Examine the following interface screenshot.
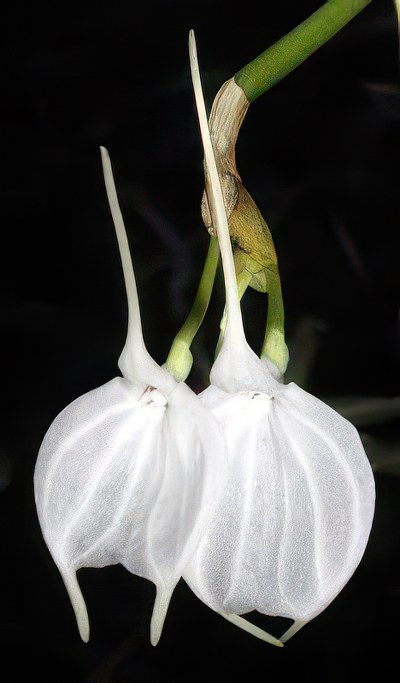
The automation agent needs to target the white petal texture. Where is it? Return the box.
[185,31,375,644]
[35,377,225,644]
[185,382,375,639]
[34,147,226,645]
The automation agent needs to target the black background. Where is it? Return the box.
[3,1,400,681]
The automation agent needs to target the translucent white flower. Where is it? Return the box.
[183,31,375,645]
[34,147,226,646]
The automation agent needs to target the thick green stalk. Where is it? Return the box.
[168,1,373,379]
[261,265,289,376]
[235,0,373,102]
[165,236,219,381]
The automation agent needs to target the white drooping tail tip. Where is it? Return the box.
[100,146,176,394]
[61,567,90,642]
[219,611,284,648]
[189,30,277,394]
[279,619,307,643]
[150,586,174,646]
[188,30,245,346]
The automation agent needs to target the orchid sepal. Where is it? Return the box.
[34,146,227,645]
[184,30,375,645]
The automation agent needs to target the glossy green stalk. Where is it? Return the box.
[261,265,289,376]
[169,1,373,380]
[165,236,219,381]
[235,0,373,102]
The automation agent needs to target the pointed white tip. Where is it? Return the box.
[219,612,284,648]
[279,619,307,643]
[100,146,110,170]
[188,29,196,64]
[150,586,174,646]
[61,568,90,642]
[189,25,247,350]
[99,143,176,394]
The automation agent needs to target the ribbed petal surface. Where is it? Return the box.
[184,381,375,624]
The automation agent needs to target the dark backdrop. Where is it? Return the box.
[2,1,399,681]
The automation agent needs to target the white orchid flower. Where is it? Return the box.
[183,30,375,645]
[34,147,226,646]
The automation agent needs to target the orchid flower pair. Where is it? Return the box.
[34,32,375,648]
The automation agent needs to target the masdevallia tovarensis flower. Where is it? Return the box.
[34,30,375,649]
[34,147,227,647]
[182,31,375,645]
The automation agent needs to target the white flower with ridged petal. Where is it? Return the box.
[183,31,375,645]
[34,147,226,646]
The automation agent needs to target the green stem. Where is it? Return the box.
[165,236,219,381]
[261,266,289,376]
[234,0,373,102]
